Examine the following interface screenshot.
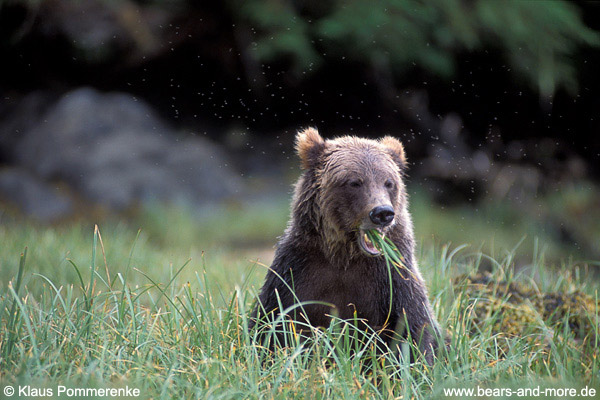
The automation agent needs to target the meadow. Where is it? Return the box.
[0,188,598,399]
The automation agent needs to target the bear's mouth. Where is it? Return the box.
[358,229,383,257]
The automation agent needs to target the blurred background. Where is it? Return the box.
[0,0,599,269]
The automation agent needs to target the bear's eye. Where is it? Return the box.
[348,179,362,188]
[384,179,394,189]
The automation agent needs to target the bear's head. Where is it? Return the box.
[295,127,408,258]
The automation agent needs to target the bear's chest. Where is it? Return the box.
[294,259,390,326]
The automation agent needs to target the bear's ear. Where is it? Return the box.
[379,136,407,168]
[296,127,325,170]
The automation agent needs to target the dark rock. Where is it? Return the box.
[0,91,54,163]
[0,167,73,222]
[14,87,243,210]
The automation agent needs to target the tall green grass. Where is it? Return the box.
[1,217,598,399]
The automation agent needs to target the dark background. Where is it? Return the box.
[0,0,599,261]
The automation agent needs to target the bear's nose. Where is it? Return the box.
[369,205,395,226]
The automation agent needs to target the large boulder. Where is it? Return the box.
[0,167,73,222]
[13,87,242,210]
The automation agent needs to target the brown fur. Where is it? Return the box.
[250,128,440,363]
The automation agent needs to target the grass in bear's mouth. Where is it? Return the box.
[365,229,420,327]
[365,229,407,272]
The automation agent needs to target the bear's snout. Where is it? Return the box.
[369,205,395,226]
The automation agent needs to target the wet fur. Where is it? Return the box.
[250,128,440,363]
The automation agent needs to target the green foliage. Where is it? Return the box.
[318,0,456,78]
[234,0,320,75]
[474,0,599,96]
[235,0,599,95]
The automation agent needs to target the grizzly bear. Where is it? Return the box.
[250,128,440,363]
